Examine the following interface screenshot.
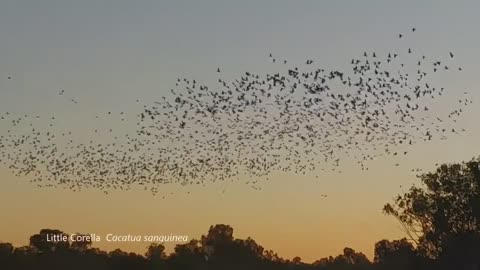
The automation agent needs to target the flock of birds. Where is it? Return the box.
[0,28,473,195]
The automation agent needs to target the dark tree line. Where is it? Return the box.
[1,157,480,270]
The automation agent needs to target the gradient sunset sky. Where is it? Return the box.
[1,0,480,263]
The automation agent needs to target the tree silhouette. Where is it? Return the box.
[374,238,417,270]
[145,243,167,269]
[383,157,480,269]
[169,239,208,270]
[201,224,234,247]
[70,233,92,252]
[0,242,13,257]
[0,242,14,268]
[330,247,371,270]
[29,229,70,253]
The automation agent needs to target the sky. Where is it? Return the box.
[1,0,480,263]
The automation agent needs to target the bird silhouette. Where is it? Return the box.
[0,27,472,196]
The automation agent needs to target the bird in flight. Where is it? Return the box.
[0,27,471,196]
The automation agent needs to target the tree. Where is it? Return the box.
[316,247,371,270]
[145,242,167,260]
[201,224,234,248]
[145,243,167,268]
[109,248,128,257]
[13,246,32,256]
[70,233,92,252]
[238,237,264,258]
[29,229,70,253]
[200,224,234,265]
[263,249,283,263]
[340,247,370,266]
[374,238,417,269]
[0,242,14,258]
[312,257,332,268]
[383,157,480,267]
[0,243,14,270]
[169,239,207,270]
[291,256,302,265]
[198,225,272,269]
[108,249,147,270]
